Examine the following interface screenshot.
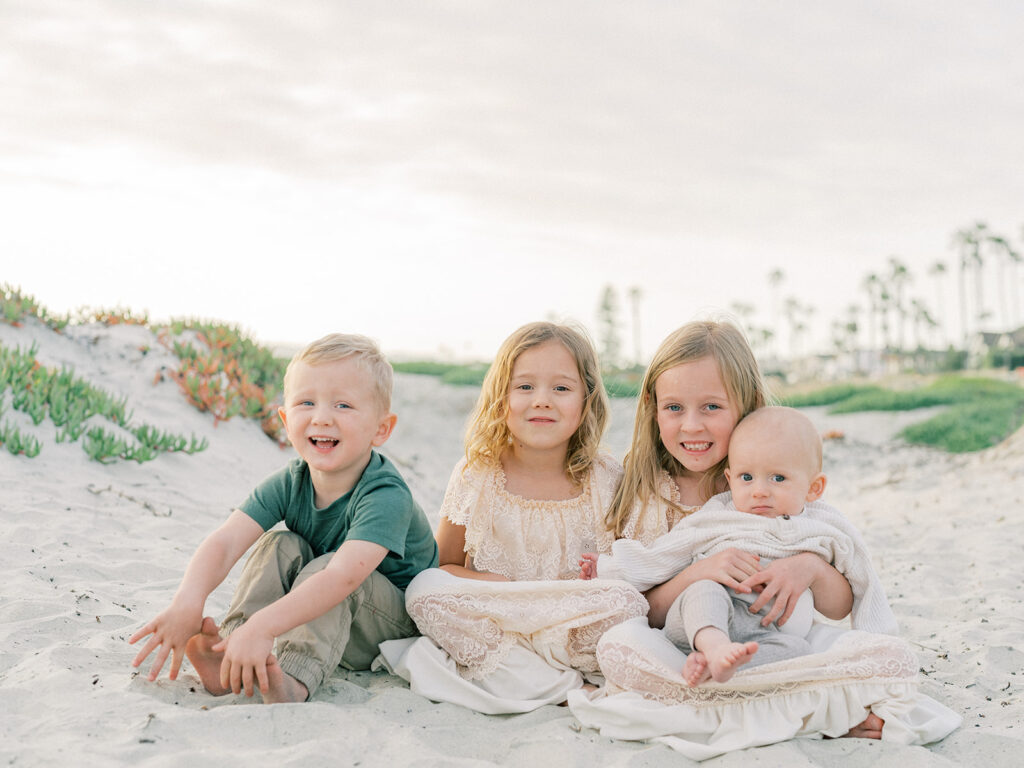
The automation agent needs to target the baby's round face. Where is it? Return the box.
[725,414,821,518]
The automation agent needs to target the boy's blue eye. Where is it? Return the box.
[335,402,352,409]
[771,474,785,482]
[300,400,314,407]
[740,472,753,482]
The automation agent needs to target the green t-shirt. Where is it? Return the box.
[239,452,438,590]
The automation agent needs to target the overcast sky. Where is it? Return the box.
[3,1,1022,361]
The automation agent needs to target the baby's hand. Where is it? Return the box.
[579,553,599,580]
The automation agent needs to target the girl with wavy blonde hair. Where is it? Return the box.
[378,321,646,714]
[464,321,609,485]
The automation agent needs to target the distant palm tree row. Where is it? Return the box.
[735,220,1023,364]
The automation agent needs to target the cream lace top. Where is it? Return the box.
[440,453,623,581]
[618,470,699,545]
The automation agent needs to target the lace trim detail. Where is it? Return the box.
[598,630,919,706]
[620,471,699,545]
[407,579,648,680]
[440,454,622,581]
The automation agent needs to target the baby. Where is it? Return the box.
[584,406,896,685]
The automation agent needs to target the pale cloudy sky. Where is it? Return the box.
[2,1,1022,361]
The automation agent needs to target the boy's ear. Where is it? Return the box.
[724,467,732,486]
[372,412,398,447]
[805,473,827,502]
[278,406,287,427]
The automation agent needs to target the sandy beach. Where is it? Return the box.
[0,319,1020,767]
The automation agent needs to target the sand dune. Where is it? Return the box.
[0,319,1018,766]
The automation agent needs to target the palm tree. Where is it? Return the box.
[628,286,643,367]
[767,269,785,356]
[987,235,1022,329]
[927,261,947,344]
[887,257,912,352]
[861,273,882,352]
[951,222,988,346]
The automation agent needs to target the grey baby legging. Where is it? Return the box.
[663,579,812,668]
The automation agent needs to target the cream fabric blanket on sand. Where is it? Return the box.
[568,618,961,760]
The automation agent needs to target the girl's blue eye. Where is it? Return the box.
[554,385,570,392]
[666,404,681,412]
[517,384,533,391]
[706,403,721,411]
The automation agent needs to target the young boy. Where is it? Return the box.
[130,333,439,702]
[582,406,897,686]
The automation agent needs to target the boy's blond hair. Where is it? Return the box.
[465,321,609,486]
[605,320,772,537]
[284,333,393,413]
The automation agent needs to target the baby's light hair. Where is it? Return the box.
[731,406,823,475]
[464,321,609,485]
[284,333,393,413]
[606,320,773,537]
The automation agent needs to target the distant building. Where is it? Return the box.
[968,326,1024,369]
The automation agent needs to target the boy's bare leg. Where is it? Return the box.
[261,655,308,704]
[692,627,758,684]
[682,651,711,687]
[184,617,232,696]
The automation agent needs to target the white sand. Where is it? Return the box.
[0,320,1019,767]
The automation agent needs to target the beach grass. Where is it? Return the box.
[1,284,287,453]
[393,360,644,398]
[784,375,1024,452]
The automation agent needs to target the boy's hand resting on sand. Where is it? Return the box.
[128,599,203,681]
[212,619,275,697]
[578,553,598,580]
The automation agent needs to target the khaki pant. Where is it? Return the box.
[221,530,417,697]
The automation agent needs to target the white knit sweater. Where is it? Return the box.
[598,492,898,635]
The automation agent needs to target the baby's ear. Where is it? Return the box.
[805,473,827,502]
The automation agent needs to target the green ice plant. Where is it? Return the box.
[0,422,42,458]
[0,341,208,463]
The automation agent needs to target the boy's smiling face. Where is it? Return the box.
[279,357,395,498]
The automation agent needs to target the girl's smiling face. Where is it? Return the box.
[505,340,585,455]
[654,356,738,479]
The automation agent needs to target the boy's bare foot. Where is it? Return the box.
[703,641,758,683]
[184,617,231,696]
[261,654,308,704]
[682,651,711,687]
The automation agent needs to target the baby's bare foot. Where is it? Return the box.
[682,651,711,687]
[261,654,308,704]
[184,617,230,696]
[705,641,758,683]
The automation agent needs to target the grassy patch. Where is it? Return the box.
[394,360,642,397]
[0,285,288,447]
[0,342,207,462]
[784,375,1024,452]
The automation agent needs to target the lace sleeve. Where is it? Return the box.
[620,471,697,545]
[589,453,623,554]
[437,458,486,527]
